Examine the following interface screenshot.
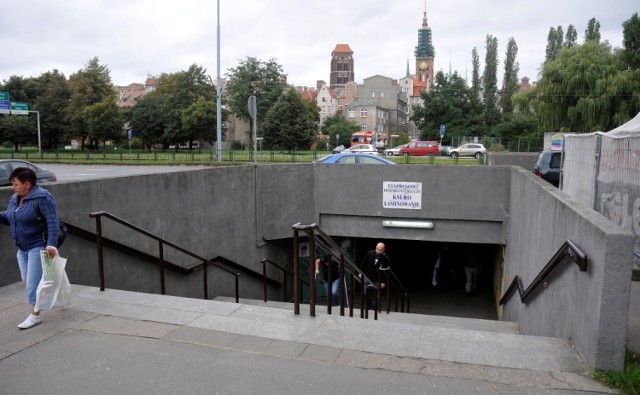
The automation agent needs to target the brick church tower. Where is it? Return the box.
[330,43,354,90]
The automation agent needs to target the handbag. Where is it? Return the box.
[35,253,71,311]
[36,202,67,248]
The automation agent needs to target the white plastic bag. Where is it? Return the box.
[35,254,71,311]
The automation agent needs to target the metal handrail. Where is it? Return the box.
[292,223,411,320]
[499,239,587,305]
[89,211,240,302]
[262,258,292,302]
[380,267,410,313]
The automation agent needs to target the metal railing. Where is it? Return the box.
[499,239,587,305]
[291,223,409,320]
[262,258,294,303]
[89,211,240,301]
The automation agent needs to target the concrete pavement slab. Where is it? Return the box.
[76,315,178,338]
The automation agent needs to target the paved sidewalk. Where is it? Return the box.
[0,283,620,394]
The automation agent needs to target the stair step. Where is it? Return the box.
[213,296,519,335]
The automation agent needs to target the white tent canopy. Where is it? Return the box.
[605,112,640,137]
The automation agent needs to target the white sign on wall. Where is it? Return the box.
[382,182,422,209]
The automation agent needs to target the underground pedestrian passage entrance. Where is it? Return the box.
[302,235,501,321]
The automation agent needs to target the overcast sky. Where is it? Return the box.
[0,1,637,89]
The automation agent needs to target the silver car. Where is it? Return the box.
[384,143,409,156]
[344,144,378,155]
[448,143,487,159]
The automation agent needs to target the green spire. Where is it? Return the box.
[414,11,435,59]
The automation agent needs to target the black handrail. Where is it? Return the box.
[380,267,410,313]
[89,211,240,302]
[499,239,587,305]
[293,223,376,318]
[291,223,410,320]
[262,258,291,302]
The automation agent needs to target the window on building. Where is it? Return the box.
[360,123,367,131]
[360,108,368,117]
[380,92,384,98]
[371,91,375,98]
[348,110,355,118]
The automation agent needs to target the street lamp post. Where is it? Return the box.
[215,0,222,161]
[29,111,41,155]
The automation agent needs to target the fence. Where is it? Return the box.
[564,133,640,253]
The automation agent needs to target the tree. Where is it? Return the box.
[565,24,578,48]
[83,98,123,149]
[128,94,167,149]
[584,17,601,43]
[622,13,640,69]
[411,71,483,141]
[321,113,360,147]
[67,57,116,149]
[0,114,36,151]
[483,35,500,128]
[471,47,481,98]
[181,96,219,148]
[225,57,287,126]
[537,40,639,132]
[500,37,520,114]
[261,89,318,150]
[545,26,564,62]
[156,64,215,149]
[33,70,71,149]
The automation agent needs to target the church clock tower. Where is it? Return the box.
[415,7,435,88]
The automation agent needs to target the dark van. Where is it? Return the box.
[533,151,562,187]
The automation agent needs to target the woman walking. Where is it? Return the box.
[0,167,60,329]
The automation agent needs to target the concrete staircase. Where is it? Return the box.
[0,282,616,394]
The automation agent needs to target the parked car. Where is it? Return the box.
[384,143,409,156]
[399,141,440,157]
[448,143,487,159]
[439,145,453,156]
[315,153,396,165]
[344,144,378,155]
[533,151,562,187]
[0,160,57,187]
[332,145,346,154]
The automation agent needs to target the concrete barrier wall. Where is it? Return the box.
[503,167,634,370]
[486,152,540,171]
[0,162,633,370]
[312,164,511,244]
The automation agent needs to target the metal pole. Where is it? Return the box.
[216,0,222,161]
[29,111,41,154]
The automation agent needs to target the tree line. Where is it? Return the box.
[1,14,638,152]
[413,15,640,147]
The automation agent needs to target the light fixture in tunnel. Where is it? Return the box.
[382,220,434,229]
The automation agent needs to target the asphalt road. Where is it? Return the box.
[40,164,207,182]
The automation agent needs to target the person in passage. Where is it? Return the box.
[464,245,480,295]
[358,242,391,309]
[315,254,340,306]
[0,167,60,329]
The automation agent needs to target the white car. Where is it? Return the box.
[449,143,487,159]
[384,143,409,156]
[344,144,378,155]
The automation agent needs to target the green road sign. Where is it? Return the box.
[0,91,9,114]
[10,102,29,115]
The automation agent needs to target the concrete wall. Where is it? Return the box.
[486,152,540,171]
[0,162,633,370]
[313,164,510,244]
[503,167,634,370]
